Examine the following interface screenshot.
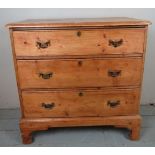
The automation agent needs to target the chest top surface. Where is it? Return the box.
[6,17,151,28]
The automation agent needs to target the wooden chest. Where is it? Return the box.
[7,17,151,144]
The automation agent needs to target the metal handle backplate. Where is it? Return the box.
[108,70,121,77]
[39,72,53,79]
[109,39,123,48]
[36,40,51,49]
[41,103,55,109]
[107,100,120,108]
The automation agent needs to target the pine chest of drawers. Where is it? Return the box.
[7,17,151,144]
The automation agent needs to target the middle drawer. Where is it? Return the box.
[17,58,143,89]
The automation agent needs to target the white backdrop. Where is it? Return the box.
[0,8,155,108]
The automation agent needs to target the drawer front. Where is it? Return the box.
[22,88,140,118]
[13,29,145,57]
[17,58,143,89]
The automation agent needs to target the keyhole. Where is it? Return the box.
[78,61,82,66]
[79,92,83,97]
[77,31,81,37]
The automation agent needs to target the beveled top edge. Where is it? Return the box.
[6,17,151,28]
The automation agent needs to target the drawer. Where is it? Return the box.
[13,29,145,57]
[17,58,143,89]
[22,88,140,118]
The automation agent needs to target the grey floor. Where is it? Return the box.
[0,105,155,147]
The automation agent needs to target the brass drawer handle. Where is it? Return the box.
[36,40,51,49]
[108,70,121,77]
[42,103,55,109]
[39,72,53,79]
[107,100,120,108]
[109,39,123,48]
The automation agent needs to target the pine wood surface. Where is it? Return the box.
[7,17,150,144]
[22,88,140,118]
[13,29,145,56]
[17,58,143,89]
[6,17,151,28]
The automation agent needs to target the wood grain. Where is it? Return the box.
[9,29,25,117]
[20,115,141,144]
[22,88,140,118]
[13,29,145,56]
[7,17,150,144]
[6,17,151,28]
[17,58,143,89]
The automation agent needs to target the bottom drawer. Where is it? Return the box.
[22,88,140,118]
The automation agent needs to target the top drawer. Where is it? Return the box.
[13,28,145,57]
